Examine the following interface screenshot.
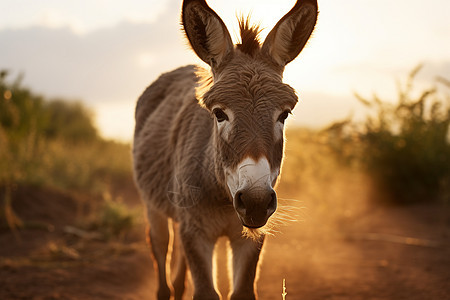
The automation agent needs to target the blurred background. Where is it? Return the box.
[1,0,449,299]
[1,0,449,140]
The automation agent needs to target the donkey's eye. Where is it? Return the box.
[213,108,229,122]
[277,110,291,124]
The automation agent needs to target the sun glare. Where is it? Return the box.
[3,90,12,100]
[94,102,135,142]
[208,0,294,43]
[136,52,156,69]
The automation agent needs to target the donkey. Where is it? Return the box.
[133,0,317,299]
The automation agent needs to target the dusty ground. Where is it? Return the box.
[1,181,449,300]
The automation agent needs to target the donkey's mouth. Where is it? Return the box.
[238,216,268,229]
[242,223,265,229]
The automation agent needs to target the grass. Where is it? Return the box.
[0,70,133,192]
[0,70,136,231]
[0,137,132,193]
[85,192,142,240]
[325,65,450,204]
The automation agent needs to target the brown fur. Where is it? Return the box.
[133,1,317,299]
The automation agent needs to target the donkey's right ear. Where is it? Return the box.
[182,0,233,69]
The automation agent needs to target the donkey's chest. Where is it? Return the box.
[175,197,241,237]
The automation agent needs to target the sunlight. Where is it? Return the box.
[208,0,295,43]
[136,52,155,69]
[1,0,449,141]
[208,0,368,97]
[3,90,12,100]
[94,102,135,142]
[2,2,449,298]
[0,0,168,34]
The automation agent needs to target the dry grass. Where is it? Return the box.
[0,70,135,231]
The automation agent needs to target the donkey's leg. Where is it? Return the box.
[172,222,187,300]
[180,224,220,300]
[229,236,264,300]
[147,209,171,300]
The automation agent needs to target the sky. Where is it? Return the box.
[1,0,449,141]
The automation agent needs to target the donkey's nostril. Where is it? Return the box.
[267,190,277,216]
[234,189,277,228]
[234,191,246,216]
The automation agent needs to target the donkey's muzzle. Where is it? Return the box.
[233,187,277,228]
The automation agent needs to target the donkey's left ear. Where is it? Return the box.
[182,0,233,69]
[262,0,318,68]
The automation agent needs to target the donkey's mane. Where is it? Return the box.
[236,16,262,57]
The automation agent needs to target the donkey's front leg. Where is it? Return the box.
[180,223,220,300]
[229,235,264,300]
[147,209,171,300]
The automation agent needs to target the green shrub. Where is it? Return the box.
[44,100,98,142]
[0,70,132,193]
[326,66,450,204]
[86,193,140,240]
[0,71,98,144]
[0,70,134,229]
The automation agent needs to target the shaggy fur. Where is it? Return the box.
[236,16,262,56]
[133,0,317,299]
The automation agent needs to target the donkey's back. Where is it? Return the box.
[133,65,211,216]
[134,65,197,136]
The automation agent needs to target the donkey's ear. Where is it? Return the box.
[262,0,318,68]
[182,0,233,69]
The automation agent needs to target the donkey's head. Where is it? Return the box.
[182,0,317,229]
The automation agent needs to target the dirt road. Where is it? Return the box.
[1,185,449,299]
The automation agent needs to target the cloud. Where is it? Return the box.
[0,0,197,141]
[0,0,171,34]
[0,0,195,104]
[1,0,449,141]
